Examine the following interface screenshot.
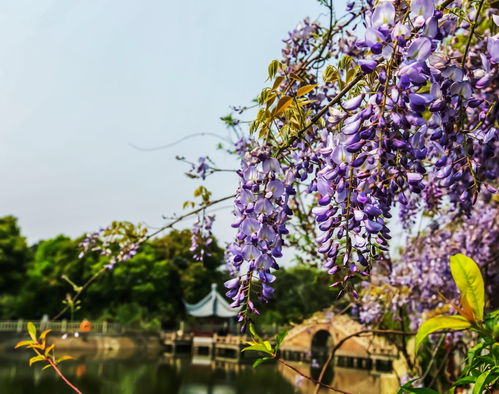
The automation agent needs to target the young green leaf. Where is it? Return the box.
[39,329,52,341]
[56,355,75,363]
[15,340,32,349]
[45,344,55,356]
[275,330,288,351]
[296,84,318,97]
[29,355,45,366]
[472,369,493,394]
[399,388,439,394]
[271,76,284,91]
[242,343,273,354]
[249,323,263,343]
[453,375,476,386]
[273,96,293,117]
[415,315,471,352]
[252,356,272,368]
[450,254,484,322]
[267,60,281,80]
[27,322,37,342]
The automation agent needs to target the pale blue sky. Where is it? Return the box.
[0,0,340,244]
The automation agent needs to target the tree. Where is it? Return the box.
[0,216,32,318]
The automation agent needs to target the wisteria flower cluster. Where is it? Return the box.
[79,222,148,270]
[224,145,295,325]
[220,0,498,323]
[359,198,499,331]
[190,213,215,261]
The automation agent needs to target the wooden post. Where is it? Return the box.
[103,320,108,334]
[62,319,67,333]
[17,319,23,333]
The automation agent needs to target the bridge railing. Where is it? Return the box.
[0,320,129,334]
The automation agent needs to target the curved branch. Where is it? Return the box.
[278,358,351,394]
[129,132,229,151]
[276,72,364,156]
[148,194,236,239]
[313,329,415,394]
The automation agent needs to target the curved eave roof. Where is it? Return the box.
[184,283,240,318]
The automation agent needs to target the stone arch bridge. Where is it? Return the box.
[279,312,399,373]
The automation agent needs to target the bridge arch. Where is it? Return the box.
[311,329,333,353]
[310,329,334,384]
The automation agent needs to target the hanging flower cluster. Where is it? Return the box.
[78,222,148,270]
[190,214,215,261]
[222,0,498,323]
[358,198,499,331]
[224,144,296,324]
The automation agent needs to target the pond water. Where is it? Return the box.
[0,350,398,393]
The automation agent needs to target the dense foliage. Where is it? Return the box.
[219,0,498,328]
[0,221,226,328]
[0,217,338,330]
[6,0,499,392]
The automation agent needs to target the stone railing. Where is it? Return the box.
[0,320,126,334]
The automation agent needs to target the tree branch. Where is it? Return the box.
[278,358,351,394]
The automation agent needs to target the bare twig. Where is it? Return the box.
[278,358,351,394]
[313,329,415,394]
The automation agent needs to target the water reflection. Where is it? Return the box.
[0,350,296,394]
[0,350,398,393]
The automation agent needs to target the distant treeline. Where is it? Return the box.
[0,216,340,330]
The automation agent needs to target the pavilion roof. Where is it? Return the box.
[184,283,240,318]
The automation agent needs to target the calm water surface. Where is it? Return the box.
[0,350,396,394]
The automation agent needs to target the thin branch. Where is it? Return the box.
[52,267,107,321]
[278,358,351,394]
[47,358,82,394]
[461,0,485,68]
[276,72,364,156]
[313,329,415,394]
[418,334,445,383]
[129,132,229,151]
[148,194,236,239]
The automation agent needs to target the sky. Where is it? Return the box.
[0,0,343,245]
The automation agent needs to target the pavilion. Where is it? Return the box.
[184,283,240,335]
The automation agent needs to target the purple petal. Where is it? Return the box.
[410,0,434,20]
[407,37,432,62]
[487,36,499,64]
[371,1,395,27]
[342,94,365,111]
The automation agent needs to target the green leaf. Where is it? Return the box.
[29,355,45,366]
[271,76,284,91]
[273,96,293,117]
[454,375,476,386]
[39,329,51,341]
[44,344,55,356]
[56,355,74,363]
[450,254,484,322]
[415,315,471,352]
[399,387,439,394]
[296,84,317,97]
[249,324,262,343]
[27,322,37,342]
[473,369,492,394]
[267,60,281,80]
[15,340,32,349]
[242,344,272,354]
[252,356,272,368]
[263,340,272,352]
[275,330,288,351]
